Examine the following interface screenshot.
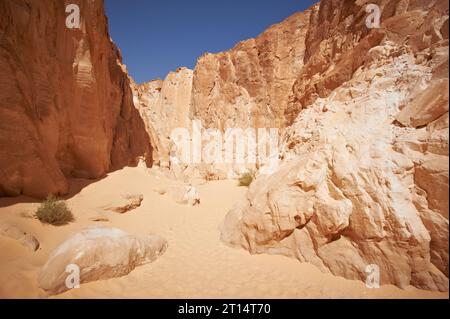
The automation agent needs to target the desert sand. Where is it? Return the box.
[0,166,447,299]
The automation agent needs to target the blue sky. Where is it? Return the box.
[104,0,318,84]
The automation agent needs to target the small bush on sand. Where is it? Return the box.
[35,195,74,226]
[238,171,256,187]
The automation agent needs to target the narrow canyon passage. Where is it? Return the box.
[0,167,446,298]
[0,0,448,301]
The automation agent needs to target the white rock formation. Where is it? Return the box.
[162,185,201,206]
[38,227,167,295]
[221,41,449,291]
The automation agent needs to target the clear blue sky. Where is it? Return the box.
[104,0,317,84]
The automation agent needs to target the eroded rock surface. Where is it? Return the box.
[168,185,201,206]
[132,68,193,168]
[221,41,449,291]
[190,11,311,129]
[0,223,40,251]
[130,0,449,291]
[220,0,449,291]
[1,0,447,294]
[101,193,144,214]
[154,184,201,206]
[38,227,167,295]
[0,0,152,198]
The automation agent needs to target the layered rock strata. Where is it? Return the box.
[220,0,449,291]
[0,0,152,198]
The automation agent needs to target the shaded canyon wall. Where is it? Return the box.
[0,0,152,198]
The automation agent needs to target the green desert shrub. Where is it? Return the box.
[238,171,256,187]
[35,195,74,226]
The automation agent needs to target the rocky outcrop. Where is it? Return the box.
[154,184,201,206]
[135,0,449,175]
[132,68,193,168]
[133,10,312,174]
[159,0,448,131]
[0,223,40,251]
[38,227,167,295]
[190,11,311,129]
[101,193,144,214]
[5,0,445,293]
[221,38,449,293]
[122,0,450,292]
[0,0,152,198]
[396,79,449,128]
[168,185,201,206]
[127,1,449,291]
[286,0,450,125]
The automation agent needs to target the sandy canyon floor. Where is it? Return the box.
[0,166,447,299]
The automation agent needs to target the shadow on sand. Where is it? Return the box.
[0,176,107,208]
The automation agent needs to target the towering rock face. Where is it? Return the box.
[107,0,449,291]
[132,68,193,168]
[0,0,151,198]
[220,0,449,291]
[134,10,314,176]
[191,11,312,129]
[221,48,449,291]
[285,0,450,124]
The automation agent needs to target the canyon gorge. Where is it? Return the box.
[0,0,448,297]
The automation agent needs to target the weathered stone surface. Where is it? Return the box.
[0,0,152,199]
[155,184,201,206]
[38,227,167,295]
[169,185,200,206]
[129,0,449,291]
[415,154,449,218]
[132,68,193,167]
[396,79,449,127]
[190,10,311,129]
[221,31,449,291]
[101,193,144,214]
[3,0,447,294]
[0,223,40,251]
[286,0,449,125]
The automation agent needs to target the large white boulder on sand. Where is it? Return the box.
[38,227,167,295]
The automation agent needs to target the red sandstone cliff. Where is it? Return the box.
[0,0,152,198]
